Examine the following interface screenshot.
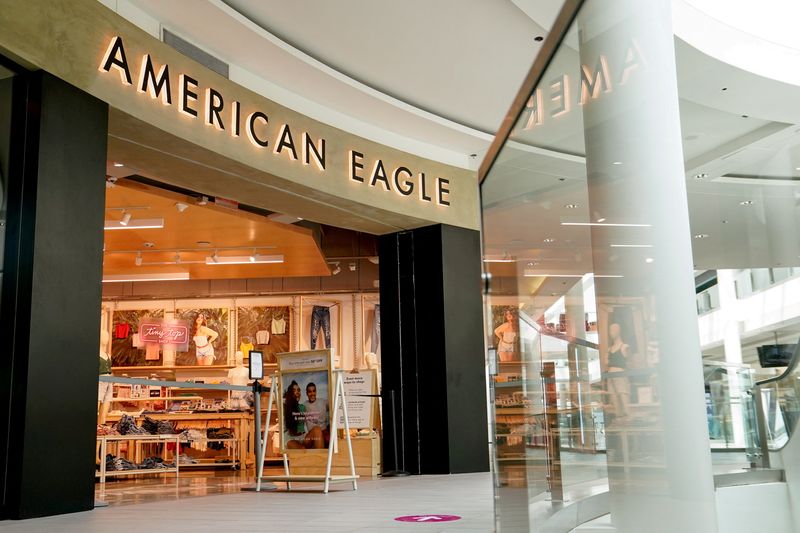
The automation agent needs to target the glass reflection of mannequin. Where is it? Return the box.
[228,351,250,410]
[98,329,112,424]
[193,314,219,366]
[606,323,631,420]
[494,308,518,362]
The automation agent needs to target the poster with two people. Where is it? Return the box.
[279,350,332,451]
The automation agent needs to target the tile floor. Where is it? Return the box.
[0,472,496,533]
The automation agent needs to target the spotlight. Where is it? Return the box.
[197,196,208,206]
[331,263,341,275]
[175,202,189,213]
[211,250,219,263]
[120,212,132,226]
[349,262,357,272]
[113,162,124,167]
[135,252,142,266]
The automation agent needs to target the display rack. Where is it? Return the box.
[96,434,181,483]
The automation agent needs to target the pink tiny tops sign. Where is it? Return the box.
[138,319,190,348]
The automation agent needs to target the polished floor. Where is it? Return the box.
[0,471,495,532]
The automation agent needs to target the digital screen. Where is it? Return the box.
[249,350,264,380]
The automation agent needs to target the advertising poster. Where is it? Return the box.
[278,350,333,452]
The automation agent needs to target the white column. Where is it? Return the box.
[578,1,718,531]
[717,269,745,447]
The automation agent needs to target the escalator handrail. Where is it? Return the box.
[519,309,600,351]
[754,338,800,387]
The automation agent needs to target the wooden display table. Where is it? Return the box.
[96,434,181,483]
[105,412,254,467]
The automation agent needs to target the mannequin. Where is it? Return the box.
[228,351,251,410]
[363,351,380,371]
[98,329,112,424]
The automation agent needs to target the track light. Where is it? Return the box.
[196,196,208,206]
[175,202,189,213]
[120,212,132,226]
[331,262,341,275]
[349,262,357,272]
[135,252,142,266]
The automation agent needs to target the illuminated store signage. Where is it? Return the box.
[99,36,451,207]
[522,39,645,130]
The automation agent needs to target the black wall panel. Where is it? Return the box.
[1,72,107,519]
[379,224,488,475]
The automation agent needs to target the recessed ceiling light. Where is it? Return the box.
[534,36,544,42]
[694,173,708,180]
[741,114,749,118]
[739,200,755,206]
[597,218,606,223]
[612,161,623,165]
[113,162,124,167]
[143,242,155,248]
[693,233,710,239]
[196,241,211,247]
[795,167,800,171]
[645,257,654,263]
[564,203,580,209]
[543,238,555,244]
[721,87,728,91]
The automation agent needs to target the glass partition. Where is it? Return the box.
[480,0,800,530]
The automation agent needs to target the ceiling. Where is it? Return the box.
[110,0,800,284]
[103,178,331,280]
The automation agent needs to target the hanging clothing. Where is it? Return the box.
[114,323,131,339]
[240,342,254,360]
[255,329,270,345]
[310,306,331,349]
[370,304,381,354]
[145,343,161,361]
[99,352,112,375]
[271,317,286,335]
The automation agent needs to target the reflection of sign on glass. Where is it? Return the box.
[336,370,376,429]
[138,319,190,351]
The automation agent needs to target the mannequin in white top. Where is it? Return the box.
[228,351,250,410]
[98,329,112,424]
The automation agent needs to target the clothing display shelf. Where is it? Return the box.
[96,434,181,483]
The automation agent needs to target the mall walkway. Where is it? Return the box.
[0,473,494,532]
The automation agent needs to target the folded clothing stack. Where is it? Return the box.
[113,414,148,435]
[103,453,175,471]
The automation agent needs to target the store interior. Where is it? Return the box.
[96,161,383,503]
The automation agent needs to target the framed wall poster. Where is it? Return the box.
[491,305,520,362]
[299,297,341,364]
[236,305,291,364]
[110,309,165,367]
[175,307,230,366]
[278,350,333,452]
